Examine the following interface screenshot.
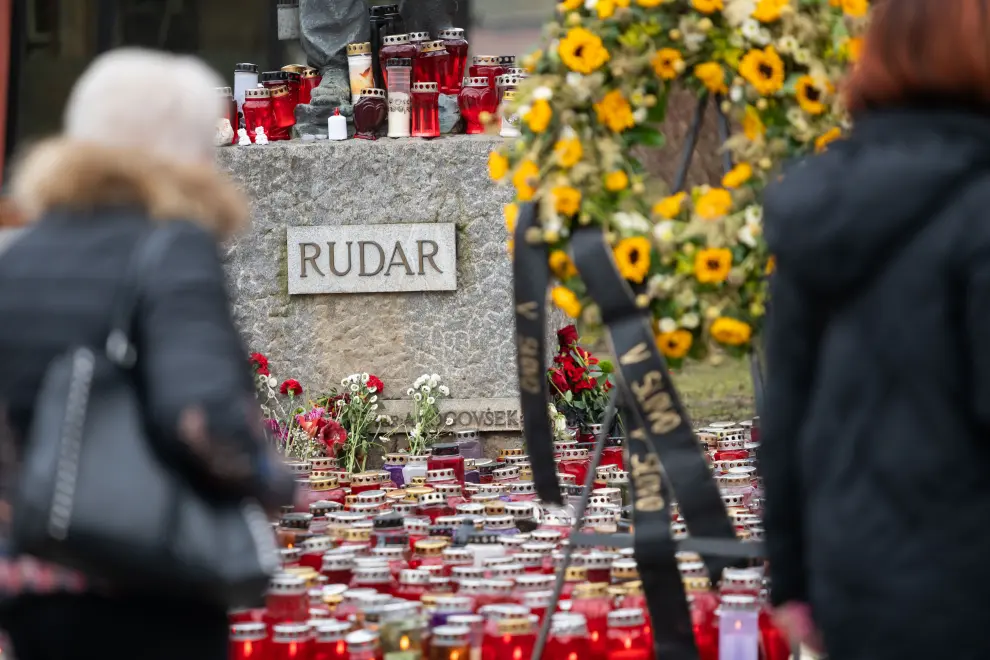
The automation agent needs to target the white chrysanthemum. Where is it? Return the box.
[684,32,706,53]
[377,415,390,423]
[438,385,450,396]
[336,399,345,407]
[786,106,804,124]
[361,373,370,383]
[633,107,648,124]
[446,417,455,426]
[268,376,278,388]
[794,48,811,65]
[745,205,763,225]
[407,388,415,396]
[427,397,436,405]
[415,393,422,401]
[368,386,377,394]
[370,395,378,403]
[653,221,676,244]
[533,86,553,101]
[350,383,359,392]
[422,385,431,394]
[560,125,578,140]
[740,19,761,42]
[679,312,701,329]
[777,35,799,54]
[341,378,349,387]
[729,85,744,103]
[675,288,698,308]
[371,403,379,410]
[613,212,651,234]
[659,317,677,333]
[738,223,760,248]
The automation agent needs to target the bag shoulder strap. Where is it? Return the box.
[105,224,181,369]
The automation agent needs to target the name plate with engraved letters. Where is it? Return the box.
[381,398,522,432]
[287,224,457,295]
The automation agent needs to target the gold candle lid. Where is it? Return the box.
[414,539,449,556]
[421,592,455,607]
[485,501,506,516]
[301,68,320,79]
[404,486,434,500]
[500,447,524,458]
[503,90,518,102]
[497,618,533,635]
[270,85,290,98]
[245,87,271,98]
[282,64,309,74]
[341,528,371,543]
[386,489,407,501]
[473,55,499,66]
[611,559,639,580]
[573,582,609,599]
[564,565,587,582]
[347,42,372,55]
[683,576,712,592]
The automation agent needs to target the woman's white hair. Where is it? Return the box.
[64,48,225,164]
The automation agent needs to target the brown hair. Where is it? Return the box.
[845,0,990,113]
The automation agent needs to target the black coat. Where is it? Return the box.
[761,108,990,660]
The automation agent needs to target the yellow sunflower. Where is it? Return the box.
[695,188,734,220]
[504,203,519,234]
[613,237,652,283]
[554,137,583,169]
[558,0,583,10]
[652,48,683,80]
[841,0,868,17]
[795,76,829,115]
[552,286,583,318]
[513,160,540,201]
[605,170,630,192]
[549,250,578,279]
[752,0,788,22]
[691,0,723,13]
[553,186,582,216]
[739,46,785,96]
[694,62,727,94]
[653,192,686,219]
[815,127,842,153]
[743,106,766,140]
[721,163,753,189]
[523,49,543,73]
[488,151,509,181]
[694,248,733,283]
[656,329,693,359]
[710,317,753,346]
[765,255,776,275]
[594,90,635,133]
[596,0,616,18]
[845,37,864,62]
[558,27,610,74]
[636,0,667,6]
[525,99,553,133]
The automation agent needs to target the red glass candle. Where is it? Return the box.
[469,56,504,91]
[430,625,472,660]
[759,604,790,660]
[242,87,276,143]
[300,68,322,105]
[410,538,448,570]
[684,577,719,660]
[458,77,498,135]
[414,40,450,85]
[380,34,418,88]
[279,67,304,102]
[558,448,591,488]
[482,618,535,660]
[519,590,551,624]
[313,620,352,660]
[570,583,611,658]
[348,565,394,595]
[271,623,314,660]
[216,86,238,145]
[321,553,355,587]
[260,71,296,140]
[411,82,441,139]
[605,609,654,660]
[416,490,454,521]
[601,438,625,471]
[345,630,381,660]
[337,527,372,555]
[350,472,382,495]
[353,88,388,140]
[714,435,749,462]
[300,536,333,573]
[270,85,297,132]
[267,575,310,624]
[438,28,468,93]
[371,512,410,551]
[429,443,466,484]
[548,613,592,660]
[230,622,267,660]
[394,568,431,601]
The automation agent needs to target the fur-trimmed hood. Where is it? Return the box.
[9,138,249,237]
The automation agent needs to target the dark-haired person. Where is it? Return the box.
[761,1,990,659]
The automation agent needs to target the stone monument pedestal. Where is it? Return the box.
[217,135,530,451]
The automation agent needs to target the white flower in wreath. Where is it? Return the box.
[361,373,370,383]
[684,32,706,53]
[794,48,812,65]
[740,19,762,43]
[613,212,651,234]
[431,374,440,383]
[341,378,349,387]
[377,415,391,423]
[350,384,360,392]
[633,107,648,124]
[744,205,763,226]
[776,35,799,54]
[729,85,744,104]
[422,385,432,394]
[371,403,379,410]
[268,376,278,388]
[584,0,596,8]
[738,219,762,248]
[533,86,553,101]
[407,388,415,396]
[659,317,677,334]
[438,385,450,396]
[368,386,378,394]
[675,288,698,308]
[653,221,676,245]
[427,397,436,405]
[679,312,701,329]
[370,395,378,403]
[415,393,423,401]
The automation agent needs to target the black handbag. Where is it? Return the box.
[10,224,280,608]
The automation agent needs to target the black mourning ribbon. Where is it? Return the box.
[512,203,563,505]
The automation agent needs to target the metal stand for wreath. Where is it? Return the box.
[529,94,799,660]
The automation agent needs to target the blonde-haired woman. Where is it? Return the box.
[0,49,294,660]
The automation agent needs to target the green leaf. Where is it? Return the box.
[624,125,666,148]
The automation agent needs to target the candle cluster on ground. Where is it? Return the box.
[228,418,789,660]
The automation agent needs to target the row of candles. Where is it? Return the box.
[229,419,788,660]
[217,26,521,143]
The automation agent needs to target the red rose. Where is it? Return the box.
[367,375,384,395]
[321,420,348,456]
[557,325,579,349]
[560,357,586,385]
[548,368,570,393]
[575,346,599,366]
[249,352,270,377]
[280,379,303,396]
[573,377,597,394]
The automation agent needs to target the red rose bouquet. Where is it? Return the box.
[547,325,615,428]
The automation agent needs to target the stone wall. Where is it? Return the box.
[218,135,528,436]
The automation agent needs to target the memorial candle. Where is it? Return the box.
[380,35,418,87]
[313,619,352,660]
[229,622,267,660]
[270,623,314,660]
[414,41,449,86]
[430,625,472,660]
[438,28,469,93]
[605,609,654,660]
[242,87,275,143]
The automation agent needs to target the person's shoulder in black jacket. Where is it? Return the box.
[3,135,295,513]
